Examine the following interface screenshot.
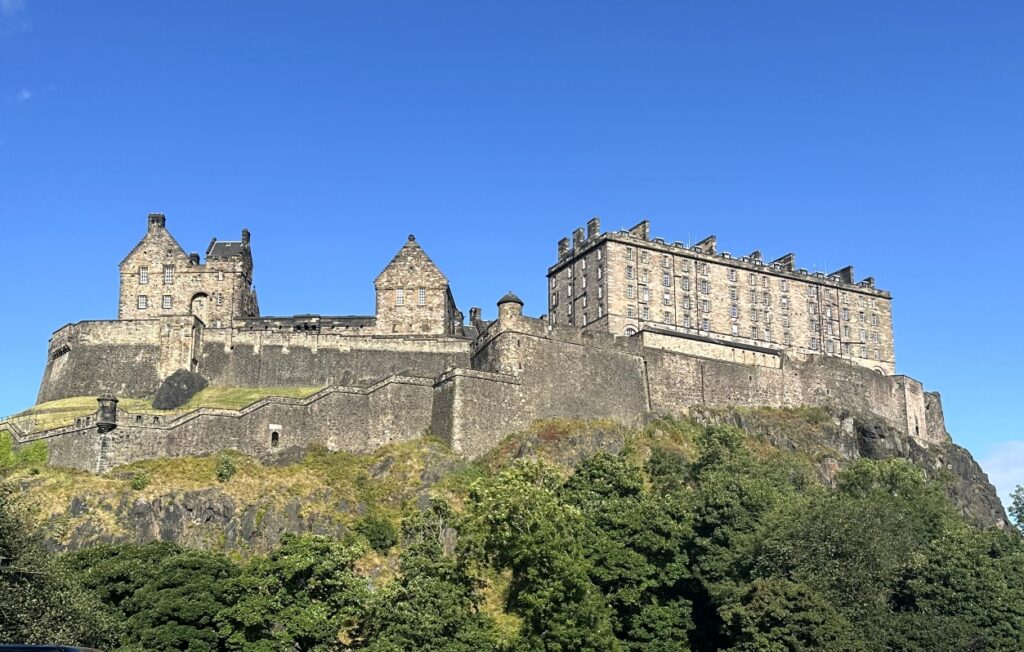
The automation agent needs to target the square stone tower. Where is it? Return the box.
[374,235,459,336]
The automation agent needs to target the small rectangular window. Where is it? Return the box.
[682,276,691,291]
[700,279,709,294]
[626,248,634,261]
[641,251,650,263]
[662,291,671,305]
[597,266,603,280]
[641,286,650,302]
[684,315,691,328]
[784,332,792,345]
[642,306,650,320]
[751,326,758,339]
[729,269,737,282]
[396,289,405,306]
[663,310,671,323]
[683,296,690,309]
[628,306,636,317]
[780,279,788,292]
[662,273,671,287]
[731,323,739,335]
[598,286,604,299]
[640,269,649,283]
[626,265,635,280]
[627,285,635,299]
[138,266,149,284]
[163,265,174,285]
[216,292,223,306]
[811,337,820,350]
[137,295,148,309]
[701,299,710,313]
[598,305,604,318]
[418,288,426,305]
[701,318,709,331]
[162,295,172,310]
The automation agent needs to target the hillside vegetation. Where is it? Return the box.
[2,410,1022,651]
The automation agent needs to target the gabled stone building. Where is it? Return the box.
[118,213,259,327]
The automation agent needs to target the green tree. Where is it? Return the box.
[218,533,369,651]
[889,526,1024,651]
[720,577,863,652]
[463,460,621,652]
[65,541,185,621]
[560,452,694,651]
[357,499,500,651]
[0,483,115,648]
[1010,484,1024,533]
[119,548,240,651]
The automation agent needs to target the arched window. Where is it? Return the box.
[271,431,280,448]
[624,326,637,337]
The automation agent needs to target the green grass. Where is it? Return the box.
[4,386,324,433]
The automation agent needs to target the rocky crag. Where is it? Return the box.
[3,406,1004,557]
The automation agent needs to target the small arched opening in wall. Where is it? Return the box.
[874,367,884,376]
[624,326,638,337]
[190,292,210,324]
[269,424,282,448]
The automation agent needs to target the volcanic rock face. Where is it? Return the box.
[20,408,1006,555]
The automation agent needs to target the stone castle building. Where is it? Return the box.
[548,218,895,375]
[3,213,946,474]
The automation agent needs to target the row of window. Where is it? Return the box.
[395,288,428,306]
[136,292,225,310]
[137,295,173,310]
[138,265,176,285]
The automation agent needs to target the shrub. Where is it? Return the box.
[356,513,398,553]
[130,473,150,491]
[216,454,237,483]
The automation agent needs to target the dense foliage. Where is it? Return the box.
[3,422,1024,651]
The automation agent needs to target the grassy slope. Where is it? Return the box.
[4,387,324,433]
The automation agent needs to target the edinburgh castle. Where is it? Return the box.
[2,214,941,473]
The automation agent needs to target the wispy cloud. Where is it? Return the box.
[15,88,32,102]
[980,440,1024,512]
[0,0,24,17]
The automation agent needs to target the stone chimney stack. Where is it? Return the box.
[188,252,200,265]
[558,238,570,260]
[148,213,166,230]
[241,229,251,246]
[572,227,585,251]
[469,307,481,325]
[586,217,600,240]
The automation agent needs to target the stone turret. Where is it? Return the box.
[497,291,524,322]
[96,393,118,433]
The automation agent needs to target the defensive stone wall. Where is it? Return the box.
[38,320,167,403]
[22,376,435,473]
[21,296,949,474]
[198,328,471,389]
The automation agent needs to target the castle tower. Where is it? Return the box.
[374,235,459,336]
[117,214,259,326]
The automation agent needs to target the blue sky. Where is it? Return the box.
[1,2,1022,502]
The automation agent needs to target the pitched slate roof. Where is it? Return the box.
[207,240,245,259]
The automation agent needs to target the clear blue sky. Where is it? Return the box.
[1,2,1022,502]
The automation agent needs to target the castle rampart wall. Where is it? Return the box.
[199,328,471,388]
[38,320,166,403]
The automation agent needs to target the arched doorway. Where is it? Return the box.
[190,292,210,325]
